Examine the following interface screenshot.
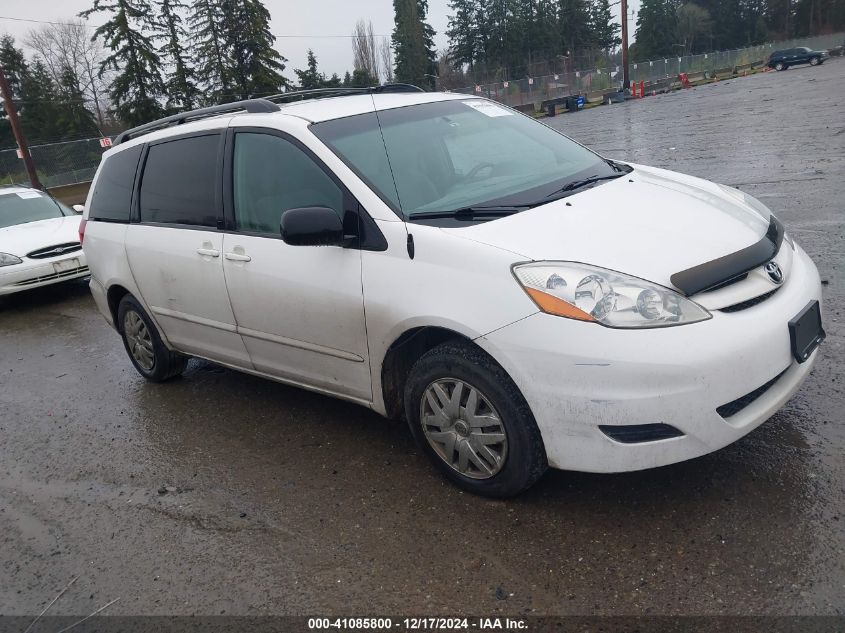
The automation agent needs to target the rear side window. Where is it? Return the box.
[88,145,142,222]
[139,135,220,227]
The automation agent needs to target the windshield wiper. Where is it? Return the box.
[546,173,625,198]
[410,205,531,220]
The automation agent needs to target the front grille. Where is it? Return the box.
[26,242,82,259]
[599,423,685,443]
[716,368,788,418]
[13,265,89,287]
[720,288,780,313]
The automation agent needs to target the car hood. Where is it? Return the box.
[0,215,82,257]
[441,163,770,289]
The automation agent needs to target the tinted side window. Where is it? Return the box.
[233,133,343,234]
[88,145,142,222]
[139,135,220,227]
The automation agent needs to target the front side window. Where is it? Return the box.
[0,190,71,229]
[232,132,343,235]
[139,135,219,227]
[312,99,615,219]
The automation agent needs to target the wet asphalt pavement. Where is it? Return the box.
[1,61,843,618]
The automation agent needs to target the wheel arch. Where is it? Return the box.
[107,284,132,331]
[380,325,479,420]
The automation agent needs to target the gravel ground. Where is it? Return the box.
[1,60,843,618]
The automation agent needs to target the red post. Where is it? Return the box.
[639,80,645,97]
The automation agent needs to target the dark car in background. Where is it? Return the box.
[768,47,829,70]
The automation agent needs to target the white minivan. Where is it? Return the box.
[81,87,825,497]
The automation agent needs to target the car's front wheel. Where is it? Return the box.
[810,56,820,66]
[118,294,188,382]
[404,341,547,497]
[775,61,786,71]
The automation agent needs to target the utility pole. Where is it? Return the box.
[0,64,43,190]
[621,0,630,91]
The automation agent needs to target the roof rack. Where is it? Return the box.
[112,84,424,145]
[264,83,424,104]
[113,98,280,145]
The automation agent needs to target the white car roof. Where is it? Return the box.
[105,91,481,156]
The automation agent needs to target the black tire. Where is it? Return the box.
[810,56,820,66]
[775,62,785,71]
[117,294,187,382]
[404,340,547,497]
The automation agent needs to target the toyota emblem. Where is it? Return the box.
[765,261,784,284]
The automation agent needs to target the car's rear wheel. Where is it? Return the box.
[810,56,820,66]
[775,61,786,71]
[404,341,547,497]
[118,294,187,382]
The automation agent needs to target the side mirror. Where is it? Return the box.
[280,207,349,246]
[72,204,85,214]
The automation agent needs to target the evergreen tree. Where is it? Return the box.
[19,59,65,144]
[392,0,437,89]
[589,0,621,52]
[446,0,481,69]
[1,37,30,149]
[557,0,593,65]
[350,68,378,87]
[56,66,100,138]
[189,0,231,102]
[222,0,289,99]
[342,70,353,87]
[0,35,29,99]
[294,49,325,89]
[80,0,167,126]
[633,0,678,60]
[156,0,199,111]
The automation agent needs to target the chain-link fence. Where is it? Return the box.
[454,32,845,108]
[0,137,111,189]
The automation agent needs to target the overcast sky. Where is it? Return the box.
[1,0,632,80]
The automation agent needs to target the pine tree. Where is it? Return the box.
[189,0,231,102]
[633,0,679,60]
[19,59,65,144]
[156,0,199,111]
[1,37,30,149]
[294,49,325,89]
[392,0,437,89]
[80,0,167,126]
[589,0,621,52]
[223,0,289,99]
[446,0,481,69]
[56,66,100,138]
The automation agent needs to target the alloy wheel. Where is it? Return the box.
[419,378,508,479]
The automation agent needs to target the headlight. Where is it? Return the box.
[0,253,22,267]
[513,262,711,328]
[717,184,794,249]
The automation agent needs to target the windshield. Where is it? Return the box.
[311,99,616,220]
[0,190,70,229]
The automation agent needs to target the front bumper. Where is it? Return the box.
[477,244,823,472]
[0,252,89,296]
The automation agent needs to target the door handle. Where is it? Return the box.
[224,252,251,262]
[196,248,220,257]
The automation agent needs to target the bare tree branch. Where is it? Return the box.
[379,37,394,83]
[351,19,380,83]
[25,19,110,127]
